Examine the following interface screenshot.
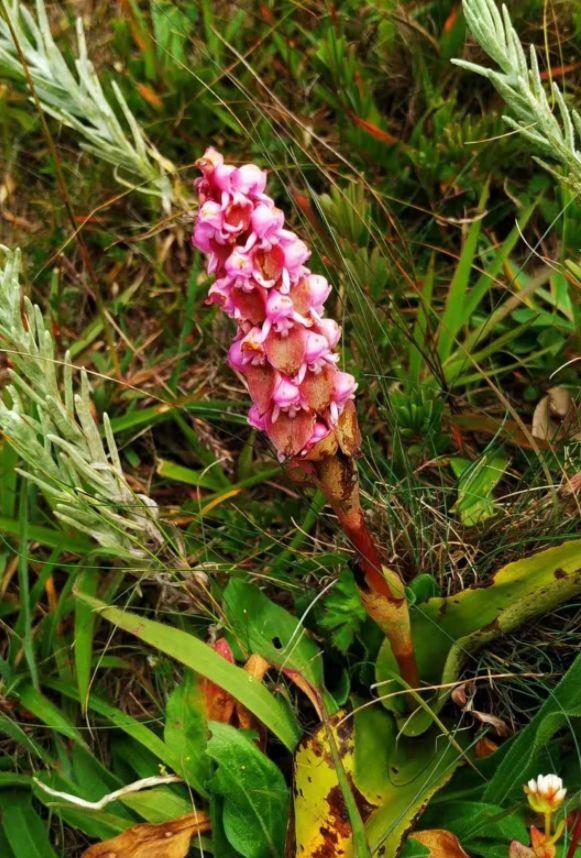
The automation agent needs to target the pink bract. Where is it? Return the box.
[193,148,357,461]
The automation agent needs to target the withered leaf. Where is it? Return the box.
[293,713,355,857]
[81,811,211,858]
[410,829,470,857]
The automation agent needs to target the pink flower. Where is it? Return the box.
[272,375,302,420]
[248,404,270,431]
[231,163,267,196]
[317,318,341,349]
[193,147,358,460]
[225,247,253,282]
[251,203,285,242]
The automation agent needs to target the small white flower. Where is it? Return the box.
[524,773,567,812]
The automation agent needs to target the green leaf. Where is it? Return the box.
[376,540,581,734]
[151,0,194,67]
[319,569,368,652]
[0,516,91,553]
[399,840,430,858]
[407,574,439,605]
[18,686,88,748]
[364,729,463,857]
[207,721,289,858]
[164,671,209,796]
[450,449,509,526]
[48,678,201,784]
[74,593,300,750]
[421,800,528,846]
[353,706,396,806]
[120,787,194,823]
[74,569,99,711]
[222,578,335,712]
[0,791,58,858]
[156,458,227,491]
[438,180,490,361]
[0,713,51,764]
[484,654,581,804]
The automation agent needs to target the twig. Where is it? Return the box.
[33,774,182,811]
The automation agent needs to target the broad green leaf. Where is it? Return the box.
[208,721,289,858]
[400,840,430,857]
[420,800,528,848]
[164,672,209,796]
[74,568,100,711]
[353,707,395,806]
[450,449,508,525]
[319,569,368,653]
[0,791,58,858]
[222,578,335,712]
[120,787,194,823]
[484,654,581,804]
[54,806,130,841]
[74,593,300,750]
[376,540,581,734]
[364,731,463,857]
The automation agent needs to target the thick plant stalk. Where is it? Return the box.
[192,149,419,688]
[313,451,419,688]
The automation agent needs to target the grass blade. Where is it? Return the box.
[75,593,301,751]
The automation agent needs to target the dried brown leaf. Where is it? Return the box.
[411,829,470,857]
[81,811,211,858]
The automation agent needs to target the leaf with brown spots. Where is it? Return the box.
[293,714,355,857]
[376,539,581,737]
[81,811,211,858]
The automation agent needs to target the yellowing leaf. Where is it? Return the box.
[293,715,355,857]
[81,811,211,858]
[410,829,469,857]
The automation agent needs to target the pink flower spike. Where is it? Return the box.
[223,195,252,235]
[240,328,266,365]
[252,244,284,288]
[192,219,216,253]
[198,200,224,230]
[193,148,359,460]
[334,370,357,403]
[279,232,311,284]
